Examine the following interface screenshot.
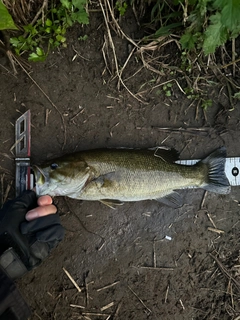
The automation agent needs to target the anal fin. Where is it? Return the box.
[155,191,183,208]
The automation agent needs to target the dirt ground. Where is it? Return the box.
[1,8,240,320]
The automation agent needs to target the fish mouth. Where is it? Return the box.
[32,165,47,195]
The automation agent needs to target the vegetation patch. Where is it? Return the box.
[1,0,240,108]
[1,0,89,62]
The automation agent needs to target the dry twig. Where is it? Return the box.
[96,281,120,292]
[128,286,152,314]
[209,253,240,293]
[82,312,110,317]
[207,227,225,235]
[99,0,146,104]
[206,212,217,229]
[101,302,114,312]
[30,0,48,27]
[164,285,169,303]
[63,267,82,293]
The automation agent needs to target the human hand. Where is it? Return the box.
[0,190,64,279]
[25,194,57,221]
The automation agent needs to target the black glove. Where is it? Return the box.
[0,190,64,280]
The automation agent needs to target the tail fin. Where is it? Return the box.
[199,147,231,194]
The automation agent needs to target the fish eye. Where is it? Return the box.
[50,163,58,170]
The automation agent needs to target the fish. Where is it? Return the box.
[33,147,231,208]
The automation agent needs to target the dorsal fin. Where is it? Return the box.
[152,147,179,163]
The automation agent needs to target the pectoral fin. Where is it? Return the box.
[155,191,183,208]
[93,172,121,189]
[93,172,115,184]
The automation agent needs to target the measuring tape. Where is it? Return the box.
[223,158,240,186]
[177,158,240,186]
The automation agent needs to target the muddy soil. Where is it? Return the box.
[1,9,240,320]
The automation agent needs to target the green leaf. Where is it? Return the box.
[45,27,52,33]
[56,34,66,42]
[61,28,67,35]
[78,34,88,41]
[196,0,209,17]
[23,25,31,32]
[214,0,240,31]
[180,32,197,50]
[65,14,73,27]
[231,24,240,39]
[116,1,128,16]
[28,53,40,61]
[60,0,72,10]
[55,26,62,34]
[29,40,37,47]
[71,11,89,24]
[71,0,89,24]
[0,2,18,30]
[45,18,53,27]
[233,92,240,100]
[15,48,20,55]
[201,99,212,109]
[154,22,182,37]
[203,12,228,54]
[188,0,198,5]
[36,47,44,56]
[72,0,87,10]
[10,37,20,47]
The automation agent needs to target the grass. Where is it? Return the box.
[1,0,240,109]
[2,0,89,62]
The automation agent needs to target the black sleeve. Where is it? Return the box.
[0,190,64,279]
[0,269,31,320]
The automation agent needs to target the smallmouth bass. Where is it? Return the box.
[33,147,230,208]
